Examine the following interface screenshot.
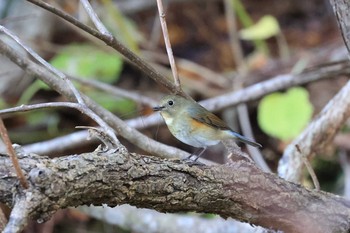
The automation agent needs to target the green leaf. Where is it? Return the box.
[258,87,313,141]
[239,15,280,40]
[50,43,123,83]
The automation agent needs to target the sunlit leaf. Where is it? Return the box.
[258,87,313,141]
[239,15,280,40]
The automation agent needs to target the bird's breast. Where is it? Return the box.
[161,112,174,125]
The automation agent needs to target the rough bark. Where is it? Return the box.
[0,148,349,233]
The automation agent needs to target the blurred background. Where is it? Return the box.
[0,0,349,232]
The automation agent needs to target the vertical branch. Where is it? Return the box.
[156,0,181,91]
[224,0,269,172]
[224,0,246,76]
[296,145,320,190]
[0,119,28,189]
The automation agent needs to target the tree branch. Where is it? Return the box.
[0,150,349,233]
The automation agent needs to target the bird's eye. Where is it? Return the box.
[168,100,174,106]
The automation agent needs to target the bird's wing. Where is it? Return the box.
[187,104,262,148]
[187,105,231,130]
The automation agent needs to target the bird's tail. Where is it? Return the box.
[229,131,262,148]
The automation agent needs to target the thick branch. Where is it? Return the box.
[0,150,349,233]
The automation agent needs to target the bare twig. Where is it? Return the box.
[156,0,181,91]
[80,0,112,37]
[0,118,28,189]
[224,0,245,74]
[0,101,121,147]
[69,75,158,106]
[26,0,188,98]
[236,104,270,171]
[296,145,320,190]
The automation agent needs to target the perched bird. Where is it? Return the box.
[153,95,262,161]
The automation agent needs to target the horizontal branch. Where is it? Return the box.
[0,150,349,233]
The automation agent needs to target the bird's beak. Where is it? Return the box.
[153,106,165,111]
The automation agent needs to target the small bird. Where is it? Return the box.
[153,95,262,161]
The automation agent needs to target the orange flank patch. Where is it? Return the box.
[190,118,216,133]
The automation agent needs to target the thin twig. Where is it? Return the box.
[0,118,28,189]
[0,102,88,115]
[296,145,320,190]
[156,0,181,91]
[236,104,270,172]
[69,75,158,106]
[0,102,121,147]
[79,0,112,37]
[224,0,246,75]
[0,25,85,105]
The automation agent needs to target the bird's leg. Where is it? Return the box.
[193,147,207,161]
[181,147,207,166]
